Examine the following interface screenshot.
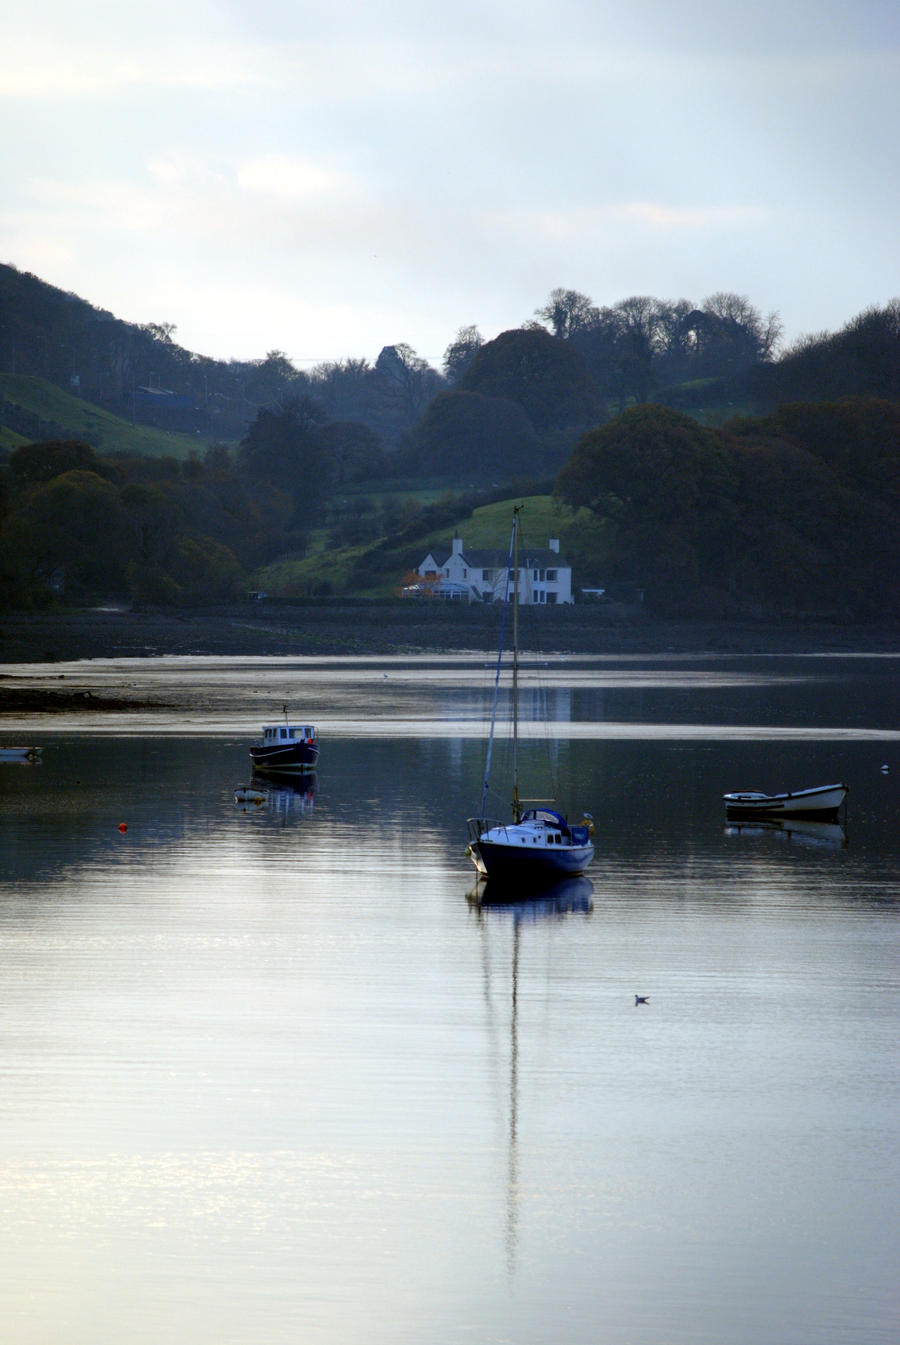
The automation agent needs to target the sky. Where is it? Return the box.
[2,0,898,370]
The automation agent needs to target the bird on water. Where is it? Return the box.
[635,995,649,1006]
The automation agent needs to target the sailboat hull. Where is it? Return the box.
[470,837,594,883]
[468,813,594,884]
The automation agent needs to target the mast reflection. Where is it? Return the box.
[468,876,593,1275]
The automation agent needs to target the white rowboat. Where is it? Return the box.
[723,782,847,820]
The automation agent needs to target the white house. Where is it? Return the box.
[411,535,574,605]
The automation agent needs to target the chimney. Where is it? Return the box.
[549,538,560,554]
[452,536,464,555]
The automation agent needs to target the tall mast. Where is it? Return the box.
[512,505,521,823]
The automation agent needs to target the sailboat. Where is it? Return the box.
[466,507,595,886]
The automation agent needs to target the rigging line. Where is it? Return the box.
[478,514,518,820]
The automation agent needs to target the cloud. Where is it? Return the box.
[497,202,771,243]
[235,154,352,200]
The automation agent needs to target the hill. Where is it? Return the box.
[250,495,600,599]
[0,374,216,459]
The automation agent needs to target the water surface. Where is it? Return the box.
[0,654,897,1344]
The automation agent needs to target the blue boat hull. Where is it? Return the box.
[249,741,319,773]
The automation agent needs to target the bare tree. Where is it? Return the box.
[535,288,599,341]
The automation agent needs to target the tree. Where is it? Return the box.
[759,300,900,403]
[374,344,443,421]
[4,469,135,594]
[318,421,387,486]
[534,289,599,341]
[242,350,303,407]
[459,328,598,431]
[556,405,738,603]
[238,397,329,527]
[309,358,373,421]
[409,390,540,478]
[442,326,484,384]
[139,322,177,344]
[9,440,111,486]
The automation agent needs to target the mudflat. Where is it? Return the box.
[1,603,897,667]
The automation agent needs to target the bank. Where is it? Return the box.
[1,602,898,665]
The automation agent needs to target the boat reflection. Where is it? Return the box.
[469,873,594,915]
[467,872,591,1278]
[724,817,847,849]
[233,773,316,820]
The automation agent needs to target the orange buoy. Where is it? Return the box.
[118,822,128,833]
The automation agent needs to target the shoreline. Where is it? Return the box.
[1,603,898,670]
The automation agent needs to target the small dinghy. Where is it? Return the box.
[723,782,847,820]
[0,746,42,763]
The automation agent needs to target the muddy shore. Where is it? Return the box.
[1,604,896,719]
[1,603,898,666]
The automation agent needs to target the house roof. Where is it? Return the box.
[432,545,569,568]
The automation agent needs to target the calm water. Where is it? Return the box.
[0,653,898,1345]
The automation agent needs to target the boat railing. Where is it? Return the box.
[466,816,513,844]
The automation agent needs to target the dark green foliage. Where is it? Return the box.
[2,469,135,595]
[237,397,330,527]
[752,301,900,405]
[556,401,900,616]
[557,406,738,603]
[442,326,484,384]
[9,439,112,484]
[408,390,540,478]
[459,328,599,431]
[318,420,388,486]
[745,398,900,509]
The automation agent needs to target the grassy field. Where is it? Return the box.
[251,495,598,599]
[0,374,220,460]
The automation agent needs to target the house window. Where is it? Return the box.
[482,569,490,580]
[547,569,557,581]
[462,568,467,578]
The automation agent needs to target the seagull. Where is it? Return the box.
[635,995,649,1006]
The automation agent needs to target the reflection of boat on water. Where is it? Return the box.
[234,773,316,817]
[466,507,594,888]
[250,708,319,775]
[723,782,847,821]
[724,817,847,849]
[471,874,594,914]
[469,873,592,1275]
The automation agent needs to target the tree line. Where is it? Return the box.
[556,399,900,618]
[4,260,897,460]
[2,394,897,619]
[2,262,899,620]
